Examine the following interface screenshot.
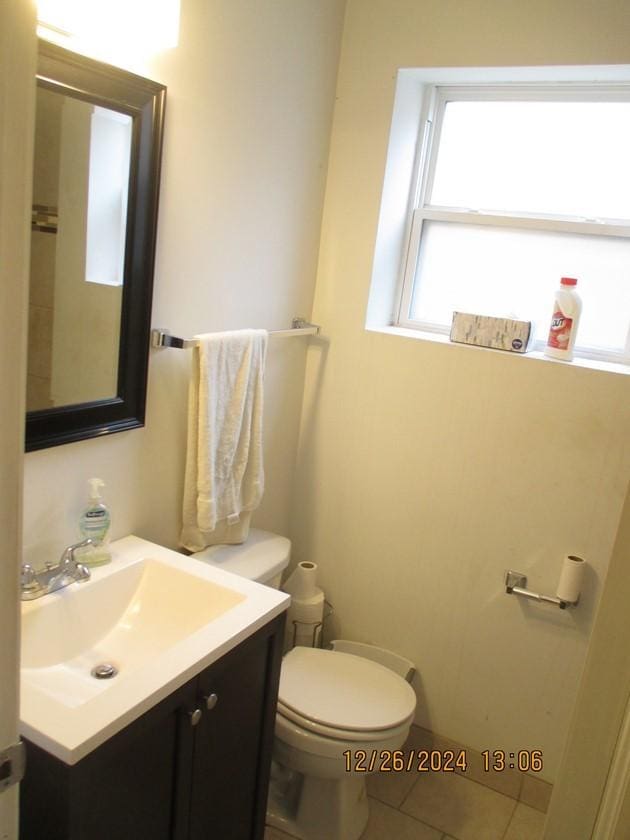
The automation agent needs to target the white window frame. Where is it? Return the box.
[393,80,630,365]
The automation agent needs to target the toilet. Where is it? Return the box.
[192,529,417,840]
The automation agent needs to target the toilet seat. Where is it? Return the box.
[276,704,413,743]
[274,709,413,763]
[277,647,416,739]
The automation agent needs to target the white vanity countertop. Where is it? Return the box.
[20,535,290,764]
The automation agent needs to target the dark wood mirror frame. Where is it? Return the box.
[26,40,166,452]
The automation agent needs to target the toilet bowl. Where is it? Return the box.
[191,530,417,840]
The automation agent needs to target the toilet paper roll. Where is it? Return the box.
[287,588,325,623]
[556,555,586,603]
[283,561,319,600]
[286,587,325,648]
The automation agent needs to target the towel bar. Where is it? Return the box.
[151,317,320,349]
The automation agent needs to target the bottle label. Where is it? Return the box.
[547,306,573,350]
[80,508,110,544]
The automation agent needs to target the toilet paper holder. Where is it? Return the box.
[290,600,334,649]
[505,570,579,610]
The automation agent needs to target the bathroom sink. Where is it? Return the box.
[20,535,289,764]
[22,558,245,692]
[22,557,245,670]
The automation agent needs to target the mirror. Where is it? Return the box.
[26,40,166,451]
[30,87,130,409]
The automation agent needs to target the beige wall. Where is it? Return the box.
[22,0,346,561]
[291,0,630,782]
[545,483,630,837]
[28,88,62,410]
[0,0,35,836]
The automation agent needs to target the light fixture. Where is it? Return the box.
[36,0,180,60]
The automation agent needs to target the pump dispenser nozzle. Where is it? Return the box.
[88,477,105,500]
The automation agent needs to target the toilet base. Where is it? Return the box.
[267,761,369,840]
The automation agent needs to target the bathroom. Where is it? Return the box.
[3,0,630,838]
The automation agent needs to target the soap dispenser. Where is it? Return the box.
[79,478,112,566]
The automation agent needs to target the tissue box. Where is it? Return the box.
[450,312,533,353]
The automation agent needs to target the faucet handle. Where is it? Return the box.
[60,538,94,566]
[21,563,37,590]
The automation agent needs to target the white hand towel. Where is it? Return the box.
[181,329,268,551]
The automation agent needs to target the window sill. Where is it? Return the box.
[367,325,630,377]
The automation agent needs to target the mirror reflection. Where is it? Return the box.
[28,85,133,411]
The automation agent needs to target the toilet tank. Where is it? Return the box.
[191,529,291,589]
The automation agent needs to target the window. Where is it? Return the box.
[384,71,630,364]
[85,106,132,287]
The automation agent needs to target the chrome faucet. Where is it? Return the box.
[20,539,93,601]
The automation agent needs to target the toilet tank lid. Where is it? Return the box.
[192,529,291,583]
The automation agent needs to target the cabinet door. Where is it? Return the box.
[188,619,283,840]
[20,677,197,840]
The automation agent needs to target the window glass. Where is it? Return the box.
[86,105,132,287]
[431,101,630,220]
[410,220,630,351]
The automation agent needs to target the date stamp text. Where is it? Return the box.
[343,749,468,773]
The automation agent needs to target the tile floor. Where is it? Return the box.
[264,726,549,840]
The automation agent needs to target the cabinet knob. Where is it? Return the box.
[204,693,219,711]
[189,708,203,727]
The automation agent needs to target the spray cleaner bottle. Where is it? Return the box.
[79,478,112,566]
[544,277,582,361]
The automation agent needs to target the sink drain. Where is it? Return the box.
[91,663,118,680]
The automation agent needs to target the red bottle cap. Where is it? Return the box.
[560,277,578,286]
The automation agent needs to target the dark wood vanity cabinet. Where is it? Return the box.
[20,613,285,840]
